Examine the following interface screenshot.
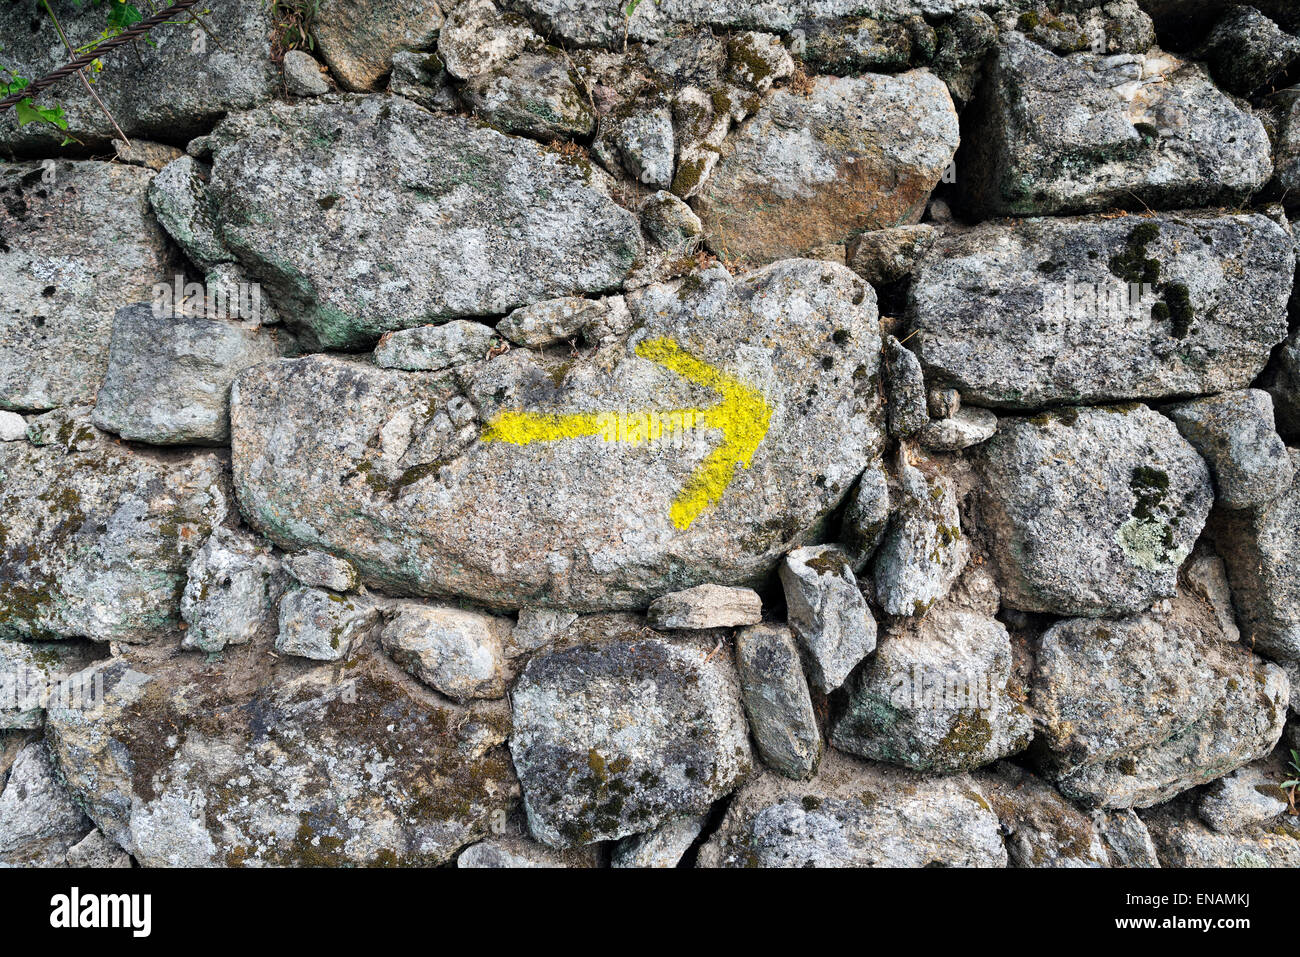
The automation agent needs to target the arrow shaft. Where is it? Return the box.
[481,407,711,447]
[478,337,774,530]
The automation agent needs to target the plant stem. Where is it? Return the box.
[40,0,131,147]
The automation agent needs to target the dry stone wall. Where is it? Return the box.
[1,0,1299,868]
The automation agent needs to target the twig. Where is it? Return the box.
[187,10,229,54]
[40,0,131,146]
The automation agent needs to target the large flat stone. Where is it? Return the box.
[203,96,642,349]
[696,749,1006,868]
[509,624,751,847]
[1033,587,1290,808]
[908,212,1294,409]
[230,261,884,611]
[0,162,178,411]
[45,650,517,866]
[962,33,1273,216]
[0,411,229,642]
[695,71,958,265]
[977,404,1212,617]
[513,0,1007,46]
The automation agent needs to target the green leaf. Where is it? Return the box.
[107,2,143,31]
[14,98,69,131]
[1,74,30,97]
[1281,779,1300,788]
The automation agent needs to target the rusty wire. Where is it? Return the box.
[0,0,204,114]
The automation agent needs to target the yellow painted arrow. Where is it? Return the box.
[480,337,773,530]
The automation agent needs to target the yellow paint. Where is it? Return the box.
[479,337,773,530]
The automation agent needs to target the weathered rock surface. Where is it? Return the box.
[438,0,540,79]
[148,156,228,271]
[976,763,1110,867]
[725,32,794,92]
[604,106,677,189]
[496,297,607,348]
[833,582,1032,773]
[932,8,997,105]
[1,731,35,787]
[283,550,359,593]
[509,627,751,847]
[63,828,132,867]
[1143,803,1300,867]
[779,545,876,694]
[1,162,178,411]
[1092,808,1160,867]
[611,813,707,868]
[0,640,103,729]
[276,588,379,662]
[283,50,332,97]
[840,464,890,571]
[457,833,601,867]
[647,584,762,630]
[797,16,915,74]
[462,51,597,141]
[45,650,517,866]
[1210,450,1300,663]
[180,528,281,654]
[0,413,229,641]
[0,741,91,867]
[846,224,937,287]
[313,0,444,91]
[513,0,999,47]
[1197,4,1300,96]
[977,405,1212,616]
[375,321,495,372]
[389,50,458,111]
[917,406,998,451]
[1264,328,1300,440]
[873,449,968,617]
[381,602,513,699]
[1197,754,1292,833]
[511,607,578,655]
[697,750,1006,868]
[92,305,293,446]
[695,72,958,265]
[113,139,184,172]
[0,2,278,150]
[203,96,641,349]
[735,623,821,779]
[1182,546,1243,645]
[231,261,884,611]
[1166,390,1293,510]
[1270,88,1300,208]
[641,191,704,255]
[1033,588,1290,808]
[884,337,928,438]
[0,412,25,442]
[963,34,1273,216]
[909,213,1295,409]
